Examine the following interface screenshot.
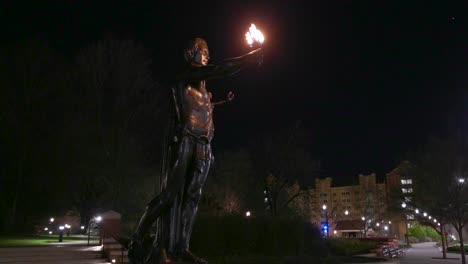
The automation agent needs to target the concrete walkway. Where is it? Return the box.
[400,242,463,264]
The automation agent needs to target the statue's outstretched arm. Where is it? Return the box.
[178,48,263,81]
[212,91,235,106]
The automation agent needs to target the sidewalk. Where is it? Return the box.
[400,242,461,264]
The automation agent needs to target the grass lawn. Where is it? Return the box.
[0,235,98,247]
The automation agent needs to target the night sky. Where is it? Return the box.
[3,1,467,184]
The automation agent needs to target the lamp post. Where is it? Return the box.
[321,204,329,237]
[401,202,409,246]
[58,226,64,242]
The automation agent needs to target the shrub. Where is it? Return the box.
[447,246,468,253]
[424,237,433,242]
[190,215,329,258]
[327,238,379,256]
[408,236,419,244]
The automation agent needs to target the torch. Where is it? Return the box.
[245,24,264,49]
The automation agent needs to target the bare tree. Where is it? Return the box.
[249,121,321,218]
[410,135,468,264]
[73,37,163,216]
[203,148,257,215]
[0,39,66,231]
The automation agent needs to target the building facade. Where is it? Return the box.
[310,171,407,239]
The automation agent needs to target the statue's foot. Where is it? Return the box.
[160,248,173,264]
[179,250,208,264]
[128,236,145,264]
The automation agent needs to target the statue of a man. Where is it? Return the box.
[129,38,263,264]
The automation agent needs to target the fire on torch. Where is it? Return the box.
[245,24,264,48]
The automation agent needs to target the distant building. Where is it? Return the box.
[310,166,409,239]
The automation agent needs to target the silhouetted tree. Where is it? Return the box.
[0,38,69,231]
[410,135,468,264]
[69,37,164,222]
[203,148,258,216]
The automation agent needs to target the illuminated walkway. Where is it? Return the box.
[400,242,462,264]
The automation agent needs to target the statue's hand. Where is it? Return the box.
[227,91,235,102]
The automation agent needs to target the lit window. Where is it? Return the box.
[407,188,413,193]
[407,179,412,184]
[402,188,408,193]
[401,179,407,184]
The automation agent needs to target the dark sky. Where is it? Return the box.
[3,1,467,184]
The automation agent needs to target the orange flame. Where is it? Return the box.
[245,24,264,47]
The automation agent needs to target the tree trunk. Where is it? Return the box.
[440,225,447,259]
[459,228,466,264]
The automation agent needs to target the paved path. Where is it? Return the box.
[400,242,463,264]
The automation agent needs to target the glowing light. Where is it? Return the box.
[81,226,85,230]
[459,178,465,183]
[49,231,52,234]
[428,216,432,219]
[388,221,392,224]
[245,24,264,47]
[333,230,337,234]
[44,227,48,231]
[401,202,407,208]
[345,210,349,215]
[415,209,419,214]
[384,226,388,230]
[423,212,427,217]
[112,259,116,263]
[59,226,64,230]
[50,218,55,222]
[361,217,365,221]
[246,211,251,217]
[95,216,102,222]
[433,219,437,223]
[376,223,380,227]
[322,205,327,210]
[437,223,441,226]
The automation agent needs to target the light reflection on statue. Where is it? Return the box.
[129,38,263,264]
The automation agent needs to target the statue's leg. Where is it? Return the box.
[178,143,211,263]
[129,137,194,264]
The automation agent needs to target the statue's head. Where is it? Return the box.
[184,38,209,66]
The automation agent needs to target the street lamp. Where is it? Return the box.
[401,201,409,246]
[458,178,465,184]
[58,226,64,242]
[344,210,349,216]
[321,204,329,237]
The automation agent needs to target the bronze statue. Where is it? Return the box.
[129,38,263,264]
